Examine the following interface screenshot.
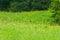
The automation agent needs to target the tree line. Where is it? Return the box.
[0,0,51,12]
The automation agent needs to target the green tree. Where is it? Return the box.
[31,0,51,10]
[0,0,51,11]
[0,0,10,11]
[10,0,30,12]
[51,0,60,24]
[10,0,51,12]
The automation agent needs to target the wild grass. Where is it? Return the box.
[0,11,60,40]
[0,11,53,24]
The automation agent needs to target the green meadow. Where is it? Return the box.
[0,11,60,40]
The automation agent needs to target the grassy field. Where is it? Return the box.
[0,11,60,40]
[0,11,53,23]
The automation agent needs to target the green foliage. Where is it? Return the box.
[31,0,51,10]
[0,0,10,11]
[10,2,29,12]
[51,0,60,24]
[0,0,51,11]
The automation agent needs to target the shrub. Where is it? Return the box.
[51,0,60,24]
[0,0,10,11]
[10,0,51,12]
[31,0,51,10]
[10,2,29,12]
[0,0,51,11]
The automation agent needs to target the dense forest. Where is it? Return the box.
[0,0,51,12]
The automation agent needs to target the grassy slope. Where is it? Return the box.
[0,11,60,40]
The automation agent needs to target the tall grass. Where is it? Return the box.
[0,11,53,24]
[0,11,60,40]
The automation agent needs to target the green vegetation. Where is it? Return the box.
[0,0,51,11]
[51,0,60,24]
[0,11,60,40]
[0,11,53,23]
[0,0,60,40]
[0,22,60,40]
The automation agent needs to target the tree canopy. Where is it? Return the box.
[0,0,51,11]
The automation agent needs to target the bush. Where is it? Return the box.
[10,0,51,12]
[10,2,29,12]
[0,0,10,11]
[0,0,51,11]
[31,0,51,10]
[51,0,60,24]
